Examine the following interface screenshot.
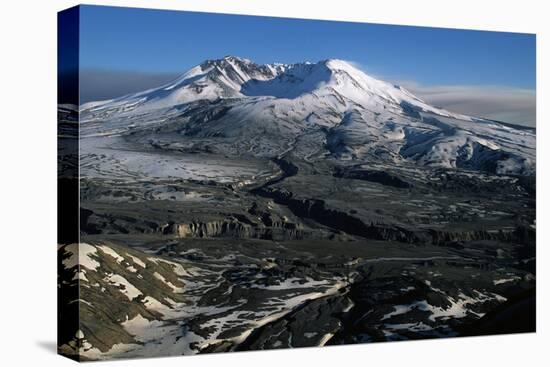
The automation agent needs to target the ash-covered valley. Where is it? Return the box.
[58,56,535,360]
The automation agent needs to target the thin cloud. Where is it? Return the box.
[349,61,536,128]
[398,81,536,127]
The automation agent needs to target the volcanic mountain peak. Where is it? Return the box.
[78,56,535,176]
[81,56,462,119]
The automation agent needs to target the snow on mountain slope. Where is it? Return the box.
[81,56,467,120]
[81,56,278,115]
[79,56,535,176]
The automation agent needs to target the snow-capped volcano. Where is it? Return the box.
[81,55,468,120]
[80,56,535,176]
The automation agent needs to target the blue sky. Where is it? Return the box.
[76,5,536,126]
[79,5,535,89]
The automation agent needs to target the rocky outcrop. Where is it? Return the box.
[252,187,535,246]
[429,226,535,246]
[253,187,422,243]
[162,219,311,241]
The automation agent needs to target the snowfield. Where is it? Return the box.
[59,243,351,359]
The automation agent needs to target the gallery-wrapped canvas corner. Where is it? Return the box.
[58,5,536,362]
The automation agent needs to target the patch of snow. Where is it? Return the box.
[72,270,88,282]
[127,254,146,268]
[493,277,521,285]
[148,257,188,276]
[62,243,100,271]
[97,245,125,264]
[104,273,142,300]
[318,333,334,346]
[153,272,185,293]
[382,290,506,322]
